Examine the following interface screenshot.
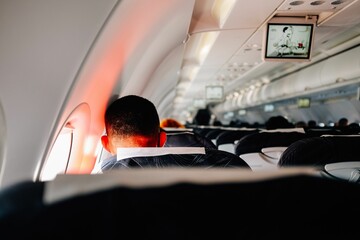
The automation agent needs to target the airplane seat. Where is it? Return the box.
[92,132,218,174]
[234,131,308,171]
[216,129,259,154]
[336,126,360,135]
[164,131,217,149]
[192,127,216,137]
[321,161,360,182]
[234,131,308,156]
[0,181,45,221]
[2,170,360,238]
[101,147,251,170]
[304,127,343,137]
[278,135,360,167]
[204,128,226,146]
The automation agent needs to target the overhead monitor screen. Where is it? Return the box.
[297,98,311,108]
[205,85,224,102]
[263,16,316,62]
[264,104,274,112]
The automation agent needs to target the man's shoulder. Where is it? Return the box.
[101,155,129,171]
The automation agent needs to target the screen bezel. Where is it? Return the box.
[263,16,317,62]
[205,85,224,102]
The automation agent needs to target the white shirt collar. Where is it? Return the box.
[117,147,206,161]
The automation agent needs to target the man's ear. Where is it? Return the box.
[101,135,113,154]
[158,131,167,147]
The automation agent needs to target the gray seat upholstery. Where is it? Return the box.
[279,136,360,167]
[164,131,217,149]
[101,148,251,170]
[234,131,308,156]
[2,174,360,238]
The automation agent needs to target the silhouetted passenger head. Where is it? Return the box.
[295,121,306,128]
[337,117,348,127]
[307,120,317,128]
[194,108,211,125]
[265,116,293,130]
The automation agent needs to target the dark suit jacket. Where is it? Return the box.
[101,148,250,171]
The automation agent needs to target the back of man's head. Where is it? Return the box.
[105,95,160,139]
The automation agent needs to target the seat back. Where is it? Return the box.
[239,147,289,171]
[192,126,217,137]
[204,128,226,146]
[216,129,259,154]
[101,148,251,170]
[234,131,308,156]
[3,170,360,238]
[322,161,360,182]
[164,131,217,149]
[278,135,360,167]
[304,127,343,137]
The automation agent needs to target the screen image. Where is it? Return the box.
[264,22,314,61]
[205,85,224,102]
[297,98,311,108]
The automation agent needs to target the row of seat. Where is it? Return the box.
[194,126,360,148]
[3,168,360,238]
[96,127,360,182]
[170,127,360,182]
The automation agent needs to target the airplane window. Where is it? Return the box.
[40,127,73,181]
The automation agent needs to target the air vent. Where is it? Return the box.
[311,1,326,6]
[278,0,356,12]
[290,1,305,6]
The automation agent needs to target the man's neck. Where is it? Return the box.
[112,135,158,148]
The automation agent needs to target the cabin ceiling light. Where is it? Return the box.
[196,32,219,65]
[180,65,200,82]
[211,0,236,27]
[261,77,271,84]
[174,96,183,104]
[177,81,191,90]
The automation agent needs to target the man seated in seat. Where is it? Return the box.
[96,95,249,172]
[101,95,167,152]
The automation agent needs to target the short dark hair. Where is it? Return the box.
[338,117,348,126]
[194,108,211,125]
[104,95,160,139]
